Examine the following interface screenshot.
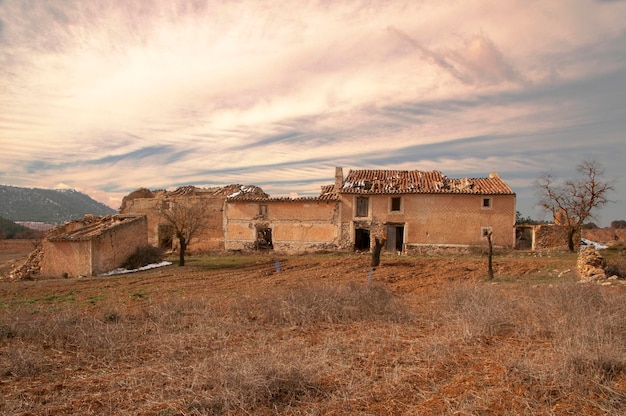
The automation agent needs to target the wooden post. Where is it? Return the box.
[487,231,494,280]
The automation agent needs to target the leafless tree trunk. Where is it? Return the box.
[158,197,210,266]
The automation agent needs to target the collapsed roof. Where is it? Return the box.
[339,169,514,195]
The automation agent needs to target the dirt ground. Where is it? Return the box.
[1,240,625,415]
[0,239,578,296]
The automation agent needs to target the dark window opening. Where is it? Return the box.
[356,197,369,217]
[482,197,492,209]
[255,227,273,250]
[391,197,401,212]
[158,224,174,249]
[354,228,370,251]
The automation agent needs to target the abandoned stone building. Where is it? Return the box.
[119,184,268,251]
[120,167,517,254]
[40,214,147,278]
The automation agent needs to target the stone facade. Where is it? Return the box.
[225,198,341,253]
[119,185,267,252]
[120,167,518,254]
[40,214,147,278]
[336,169,516,252]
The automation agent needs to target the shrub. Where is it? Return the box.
[122,246,164,270]
[605,259,626,278]
[239,282,412,326]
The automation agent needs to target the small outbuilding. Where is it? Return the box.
[40,214,148,278]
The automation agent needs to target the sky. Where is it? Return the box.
[1,0,625,226]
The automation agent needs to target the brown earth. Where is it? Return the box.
[1,241,625,415]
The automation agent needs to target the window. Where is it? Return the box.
[258,204,268,217]
[391,197,401,212]
[255,227,273,249]
[482,197,492,209]
[356,197,369,217]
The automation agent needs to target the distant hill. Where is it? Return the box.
[0,216,44,239]
[0,185,116,224]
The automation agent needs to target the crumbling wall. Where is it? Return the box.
[39,215,148,278]
[40,240,92,278]
[534,224,578,250]
[224,199,340,253]
[577,247,607,281]
[91,216,148,275]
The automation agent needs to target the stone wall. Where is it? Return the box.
[577,247,606,281]
[339,193,516,251]
[533,224,578,250]
[91,216,148,275]
[225,199,341,253]
[40,215,147,278]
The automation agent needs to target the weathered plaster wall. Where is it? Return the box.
[178,196,226,253]
[119,197,163,246]
[40,216,148,278]
[90,216,148,275]
[41,240,91,278]
[339,193,516,250]
[120,195,225,252]
[225,200,340,253]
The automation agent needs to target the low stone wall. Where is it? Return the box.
[577,247,606,281]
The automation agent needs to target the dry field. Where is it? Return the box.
[1,241,626,415]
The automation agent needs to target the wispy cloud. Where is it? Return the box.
[0,0,625,223]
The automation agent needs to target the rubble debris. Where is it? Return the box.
[577,247,607,281]
[6,244,43,281]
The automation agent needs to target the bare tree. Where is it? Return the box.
[158,197,210,266]
[536,160,613,251]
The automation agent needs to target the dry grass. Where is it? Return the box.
[1,253,626,415]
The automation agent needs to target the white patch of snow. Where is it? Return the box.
[99,261,172,276]
[580,238,608,250]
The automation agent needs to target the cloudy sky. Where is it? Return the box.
[1,0,624,225]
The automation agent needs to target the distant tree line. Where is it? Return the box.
[0,217,44,240]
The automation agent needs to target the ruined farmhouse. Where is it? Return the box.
[120,167,516,254]
[40,214,147,278]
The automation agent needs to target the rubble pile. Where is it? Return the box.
[6,245,43,280]
[577,247,607,281]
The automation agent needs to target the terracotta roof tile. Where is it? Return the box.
[339,170,513,195]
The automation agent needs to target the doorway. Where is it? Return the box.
[516,226,533,250]
[354,228,371,251]
[386,224,405,252]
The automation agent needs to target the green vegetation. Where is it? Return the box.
[0,216,43,239]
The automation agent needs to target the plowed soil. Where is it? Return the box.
[1,240,625,415]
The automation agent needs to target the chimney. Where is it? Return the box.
[334,167,343,192]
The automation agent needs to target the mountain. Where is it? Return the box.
[0,185,116,224]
